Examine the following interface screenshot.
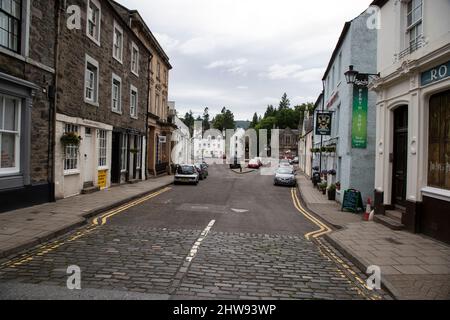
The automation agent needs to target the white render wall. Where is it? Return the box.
[374,0,450,204]
[54,113,113,199]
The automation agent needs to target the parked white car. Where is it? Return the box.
[174,164,199,185]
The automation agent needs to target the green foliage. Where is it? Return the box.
[61,132,82,147]
[202,107,210,131]
[182,110,195,136]
[212,107,236,131]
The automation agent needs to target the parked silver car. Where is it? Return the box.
[174,164,199,185]
[274,167,297,187]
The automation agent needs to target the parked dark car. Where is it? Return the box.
[195,163,208,180]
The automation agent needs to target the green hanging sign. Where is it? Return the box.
[352,85,368,149]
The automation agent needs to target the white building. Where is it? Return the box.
[173,115,192,164]
[371,0,450,244]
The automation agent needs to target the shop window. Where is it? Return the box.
[120,133,127,172]
[98,129,107,168]
[136,135,142,169]
[428,91,450,190]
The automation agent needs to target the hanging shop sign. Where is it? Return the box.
[315,112,332,136]
[421,60,450,87]
[351,85,368,149]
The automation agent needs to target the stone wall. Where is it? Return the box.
[56,0,150,134]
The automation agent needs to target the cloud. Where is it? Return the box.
[261,64,303,80]
[118,0,374,119]
[205,58,248,76]
[153,33,180,53]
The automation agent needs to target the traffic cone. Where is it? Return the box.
[363,198,372,221]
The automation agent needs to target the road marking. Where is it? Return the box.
[290,188,332,240]
[231,208,249,213]
[290,188,382,300]
[1,187,171,269]
[93,187,171,226]
[185,220,215,263]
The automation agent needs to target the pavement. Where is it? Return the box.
[0,164,387,300]
[0,175,174,259]
[296,173,450,300]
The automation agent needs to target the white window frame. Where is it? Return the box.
[0,94,21,175]
[130,85,138,119]
[111,73,122,114]
[120,133,127,172]
[112,20,123,63]
[131,41,139,76]
[63,123,79,175]
[97,129,107,169]
[84,54,99,106]
[405,0,423,52]
[86,0,101,46]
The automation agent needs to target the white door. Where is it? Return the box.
[84,128,94,183]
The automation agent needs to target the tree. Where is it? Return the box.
[264,105,276,118]
[202,107,210,131]
[182,110,195,136]
[212,107,236,131]
[278,93,290,110]
[249,112,259,128]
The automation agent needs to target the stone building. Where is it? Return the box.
[54,0,150,199]
[299,95,320,178]
[371,0,450,244]
[111,2,174,177]
[316,9,377,204]
[279,128,299,159]
[0,0,56,212]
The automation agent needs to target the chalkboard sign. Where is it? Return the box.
[342,189,364,213]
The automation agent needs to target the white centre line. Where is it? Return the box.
[185,220,216,263]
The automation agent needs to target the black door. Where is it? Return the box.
[392,106,408,208]
[111,132,121,184]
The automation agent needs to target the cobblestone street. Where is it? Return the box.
[0,165,388,300]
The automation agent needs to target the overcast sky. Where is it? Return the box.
[118,0,373,120]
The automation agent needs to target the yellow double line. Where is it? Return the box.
[92,187,171,226]
[2,187,171,269]
[291,188,332,240]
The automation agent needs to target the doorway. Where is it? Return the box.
[392,105,408,208]
[111,132,121,184]
[83,128,94,184]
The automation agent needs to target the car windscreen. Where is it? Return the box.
[177,166,195,174]
[277,168,293,175]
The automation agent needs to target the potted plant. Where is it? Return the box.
[319,182,327,195]
[336,181,341,191]
[328,184,336,201]
[60,132,82,148]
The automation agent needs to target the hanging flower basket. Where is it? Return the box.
[60,132,82,147]
[129,148,139,154]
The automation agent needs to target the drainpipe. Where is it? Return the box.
[48,0,63,202]
[145,55,152,179]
